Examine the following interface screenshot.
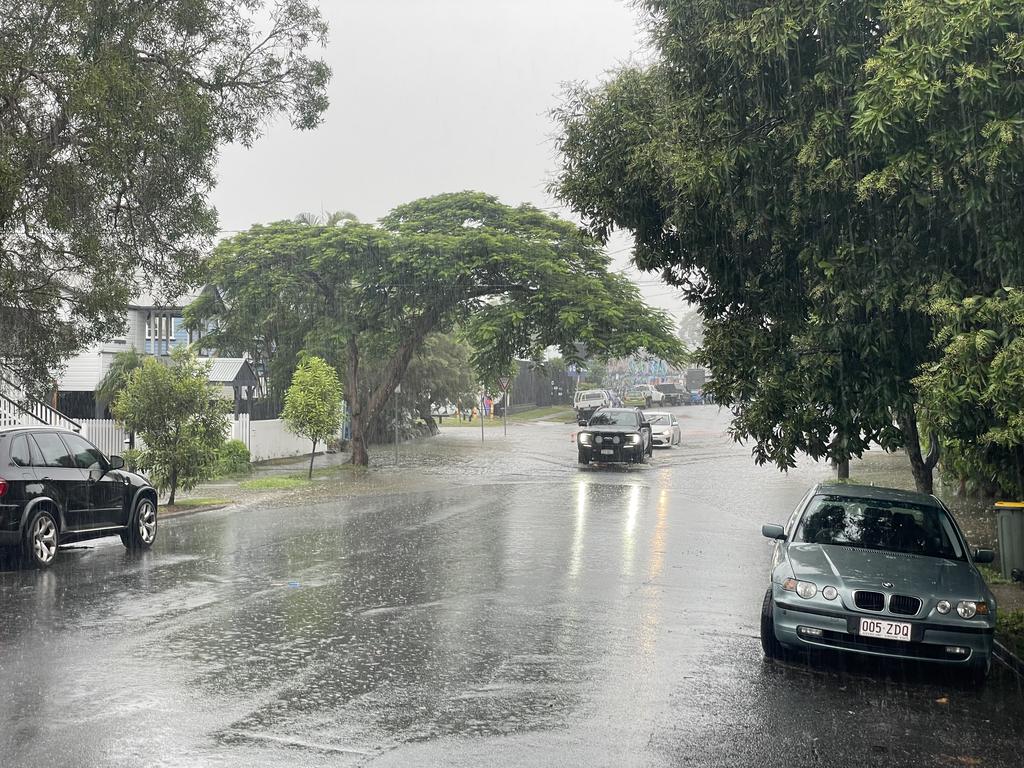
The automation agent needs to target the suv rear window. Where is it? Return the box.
[10,435,32,467]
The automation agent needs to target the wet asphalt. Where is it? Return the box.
[1,407,1022,767]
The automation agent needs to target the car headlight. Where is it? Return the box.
[936,600,951,614]
[955,600,989,618]
[627,434,641,445]
[957,601,977,619]
[782,578,818,599]
[796,581,818,599]
[821,586,838,601]
[578,432,592,446]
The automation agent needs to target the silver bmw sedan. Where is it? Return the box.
[761,483,997,683]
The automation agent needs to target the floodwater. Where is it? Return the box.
[0,407,1021,767]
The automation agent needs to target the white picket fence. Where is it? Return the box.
[79,419,130,456]
[79,414,312,463]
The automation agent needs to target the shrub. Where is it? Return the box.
[216,440,252,476]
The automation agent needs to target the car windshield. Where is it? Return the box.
[588,410,637,426]
[645,414,671,425]
[795,495,965,560]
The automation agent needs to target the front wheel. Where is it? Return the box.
[578,450,590,465]
[23,508,59,568]
[760,588,786,660]
[121,497,158,550]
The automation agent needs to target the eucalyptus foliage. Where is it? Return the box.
[0,0,330,389]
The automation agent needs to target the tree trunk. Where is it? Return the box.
[347,334,370,466]
[347,310,440,466]
[898,404,939,494]
[308,438,317,479]
[168,467,178,506]
[836,458,850,481]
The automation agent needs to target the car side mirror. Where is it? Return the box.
[762,524,786,541]
[578,420,588,427]
[973,548,995,564]
[108,455,125,470]
[640,421,650,429]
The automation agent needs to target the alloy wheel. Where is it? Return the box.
[137,501,157,544]
[32,515,57,564]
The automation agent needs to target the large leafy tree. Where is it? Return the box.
[189,191,685,466]
[917,292,1024,499]
[552,0,1024,492]
[0,0,330,389]
[112,348,230,505]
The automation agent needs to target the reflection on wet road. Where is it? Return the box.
[0,407,1021,767]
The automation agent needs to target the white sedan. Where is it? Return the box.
[643,411,681,447]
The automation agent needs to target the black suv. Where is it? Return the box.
[0,427,158,568]
[576,408,653,465]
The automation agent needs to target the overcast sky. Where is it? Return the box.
[210,0,685,317]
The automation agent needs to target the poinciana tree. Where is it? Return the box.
[188,191,686,466]
[0,0,330,389]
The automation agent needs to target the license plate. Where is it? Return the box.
[859,617,912,642]
[601,449,614,455]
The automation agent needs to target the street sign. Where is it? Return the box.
[497,376,511,392]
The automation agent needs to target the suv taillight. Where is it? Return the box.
[0,478,7,497]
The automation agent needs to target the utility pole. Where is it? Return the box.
[394,383,400,465]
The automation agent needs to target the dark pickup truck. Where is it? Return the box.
[654,383,686,406]
[576,408,653,465]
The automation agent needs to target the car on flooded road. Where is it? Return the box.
[642,411,680,447]
[760,483,997,683]
[0,427,158,568]
[576,407,652,465]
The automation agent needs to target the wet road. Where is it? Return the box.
[1,407,1022,767]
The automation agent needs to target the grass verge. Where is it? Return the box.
[239,475,311,491]
[997,611,1024,659]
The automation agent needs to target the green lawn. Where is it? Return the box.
[239,475,311,491]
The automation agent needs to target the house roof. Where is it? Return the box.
[127,286,206,311]
[206,358,259,387]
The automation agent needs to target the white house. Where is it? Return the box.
[55,289,260,418]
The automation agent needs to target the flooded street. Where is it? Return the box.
[1,407,1021,767]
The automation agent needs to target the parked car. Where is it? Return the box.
[0,427,158,568]
[576,408,652,465]
[760,483,997,683]
[654,383,686,406]
[574,389,612,421]
[623,384,665,408]
[642,411,681,447]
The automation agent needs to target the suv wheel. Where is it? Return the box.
[760,588,786,660]
[121,498,158,550]
[24,508,59,568]
[578,450,590,465]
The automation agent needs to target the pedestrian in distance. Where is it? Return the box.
[484,395,492,419]
[471,405,478,422]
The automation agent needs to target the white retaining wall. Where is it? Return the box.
[244,418,312,462]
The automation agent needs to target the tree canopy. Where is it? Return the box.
[0,0,330,388]
[190,191,686,465]
[553,0,1024,492]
